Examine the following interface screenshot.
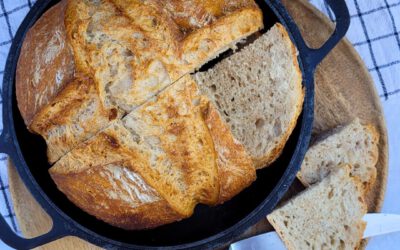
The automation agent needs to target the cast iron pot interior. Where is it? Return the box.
[0,0,349,249]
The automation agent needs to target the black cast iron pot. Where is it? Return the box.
[0,0,350,249]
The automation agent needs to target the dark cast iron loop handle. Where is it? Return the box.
[0,216,70,250]
[296,0,350,72]
[0,132,70,249]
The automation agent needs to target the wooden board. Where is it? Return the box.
[8,0,388,249]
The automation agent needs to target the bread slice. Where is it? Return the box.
[65,0,263,113]
[267,165,367,250]
[297,119,379,191]
[194,23,304,169]
[50,75,256,228]
[16,0,75,126]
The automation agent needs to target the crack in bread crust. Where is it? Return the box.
[65,0,263,112]
[50,76,256,228]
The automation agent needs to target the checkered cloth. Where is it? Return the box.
[0,0,399,249]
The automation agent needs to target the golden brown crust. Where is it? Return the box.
[180,7,263,72]
[30,76,121,163]
[162,0,259,35]
[254,23,304,169]
[51,77,221,224]
[50,162,182,230]
[125,76,220,209]
[203,101,256,203]
[16,0,75,126]
[64,0,263,112]
[111,0,183,43]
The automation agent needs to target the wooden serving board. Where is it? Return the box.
[8,0,388,249]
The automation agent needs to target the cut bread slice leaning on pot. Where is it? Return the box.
[194,23,304,169]
[50,23,304,229]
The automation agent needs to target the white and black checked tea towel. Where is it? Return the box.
[0,0,399,249]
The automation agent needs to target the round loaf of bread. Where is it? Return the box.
[16,0,303,229]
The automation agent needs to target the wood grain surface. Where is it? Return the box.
[8,0,388,249]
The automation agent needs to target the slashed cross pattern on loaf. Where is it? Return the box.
[50,76,256,228]
[26,0,264,164]
[30,77,120,164]
[17,0,304,229]
[66,0,264,112]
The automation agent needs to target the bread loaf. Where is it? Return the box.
[50,23,303,228]
[297,119,379,191]
[17,0,305,230]
[267,165,367,250]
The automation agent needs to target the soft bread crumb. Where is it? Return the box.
[194,23,304,169]
[268,165,367,250]
[297,119,379,192]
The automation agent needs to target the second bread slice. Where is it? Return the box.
[297,119,379,191]
[267,165,367,250]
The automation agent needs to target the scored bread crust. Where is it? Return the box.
[30,76,122,163]
[17,0,263,167]
[254,24,304,169]
[16,0,75,126]
[50,76,256,228]
[64,0,264,113]
[51,78,219,217]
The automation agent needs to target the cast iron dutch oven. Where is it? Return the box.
[0,0,350,249]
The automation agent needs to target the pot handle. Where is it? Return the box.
[0,216,70,250]
[0,130,70,249]
[296,0,350,71]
